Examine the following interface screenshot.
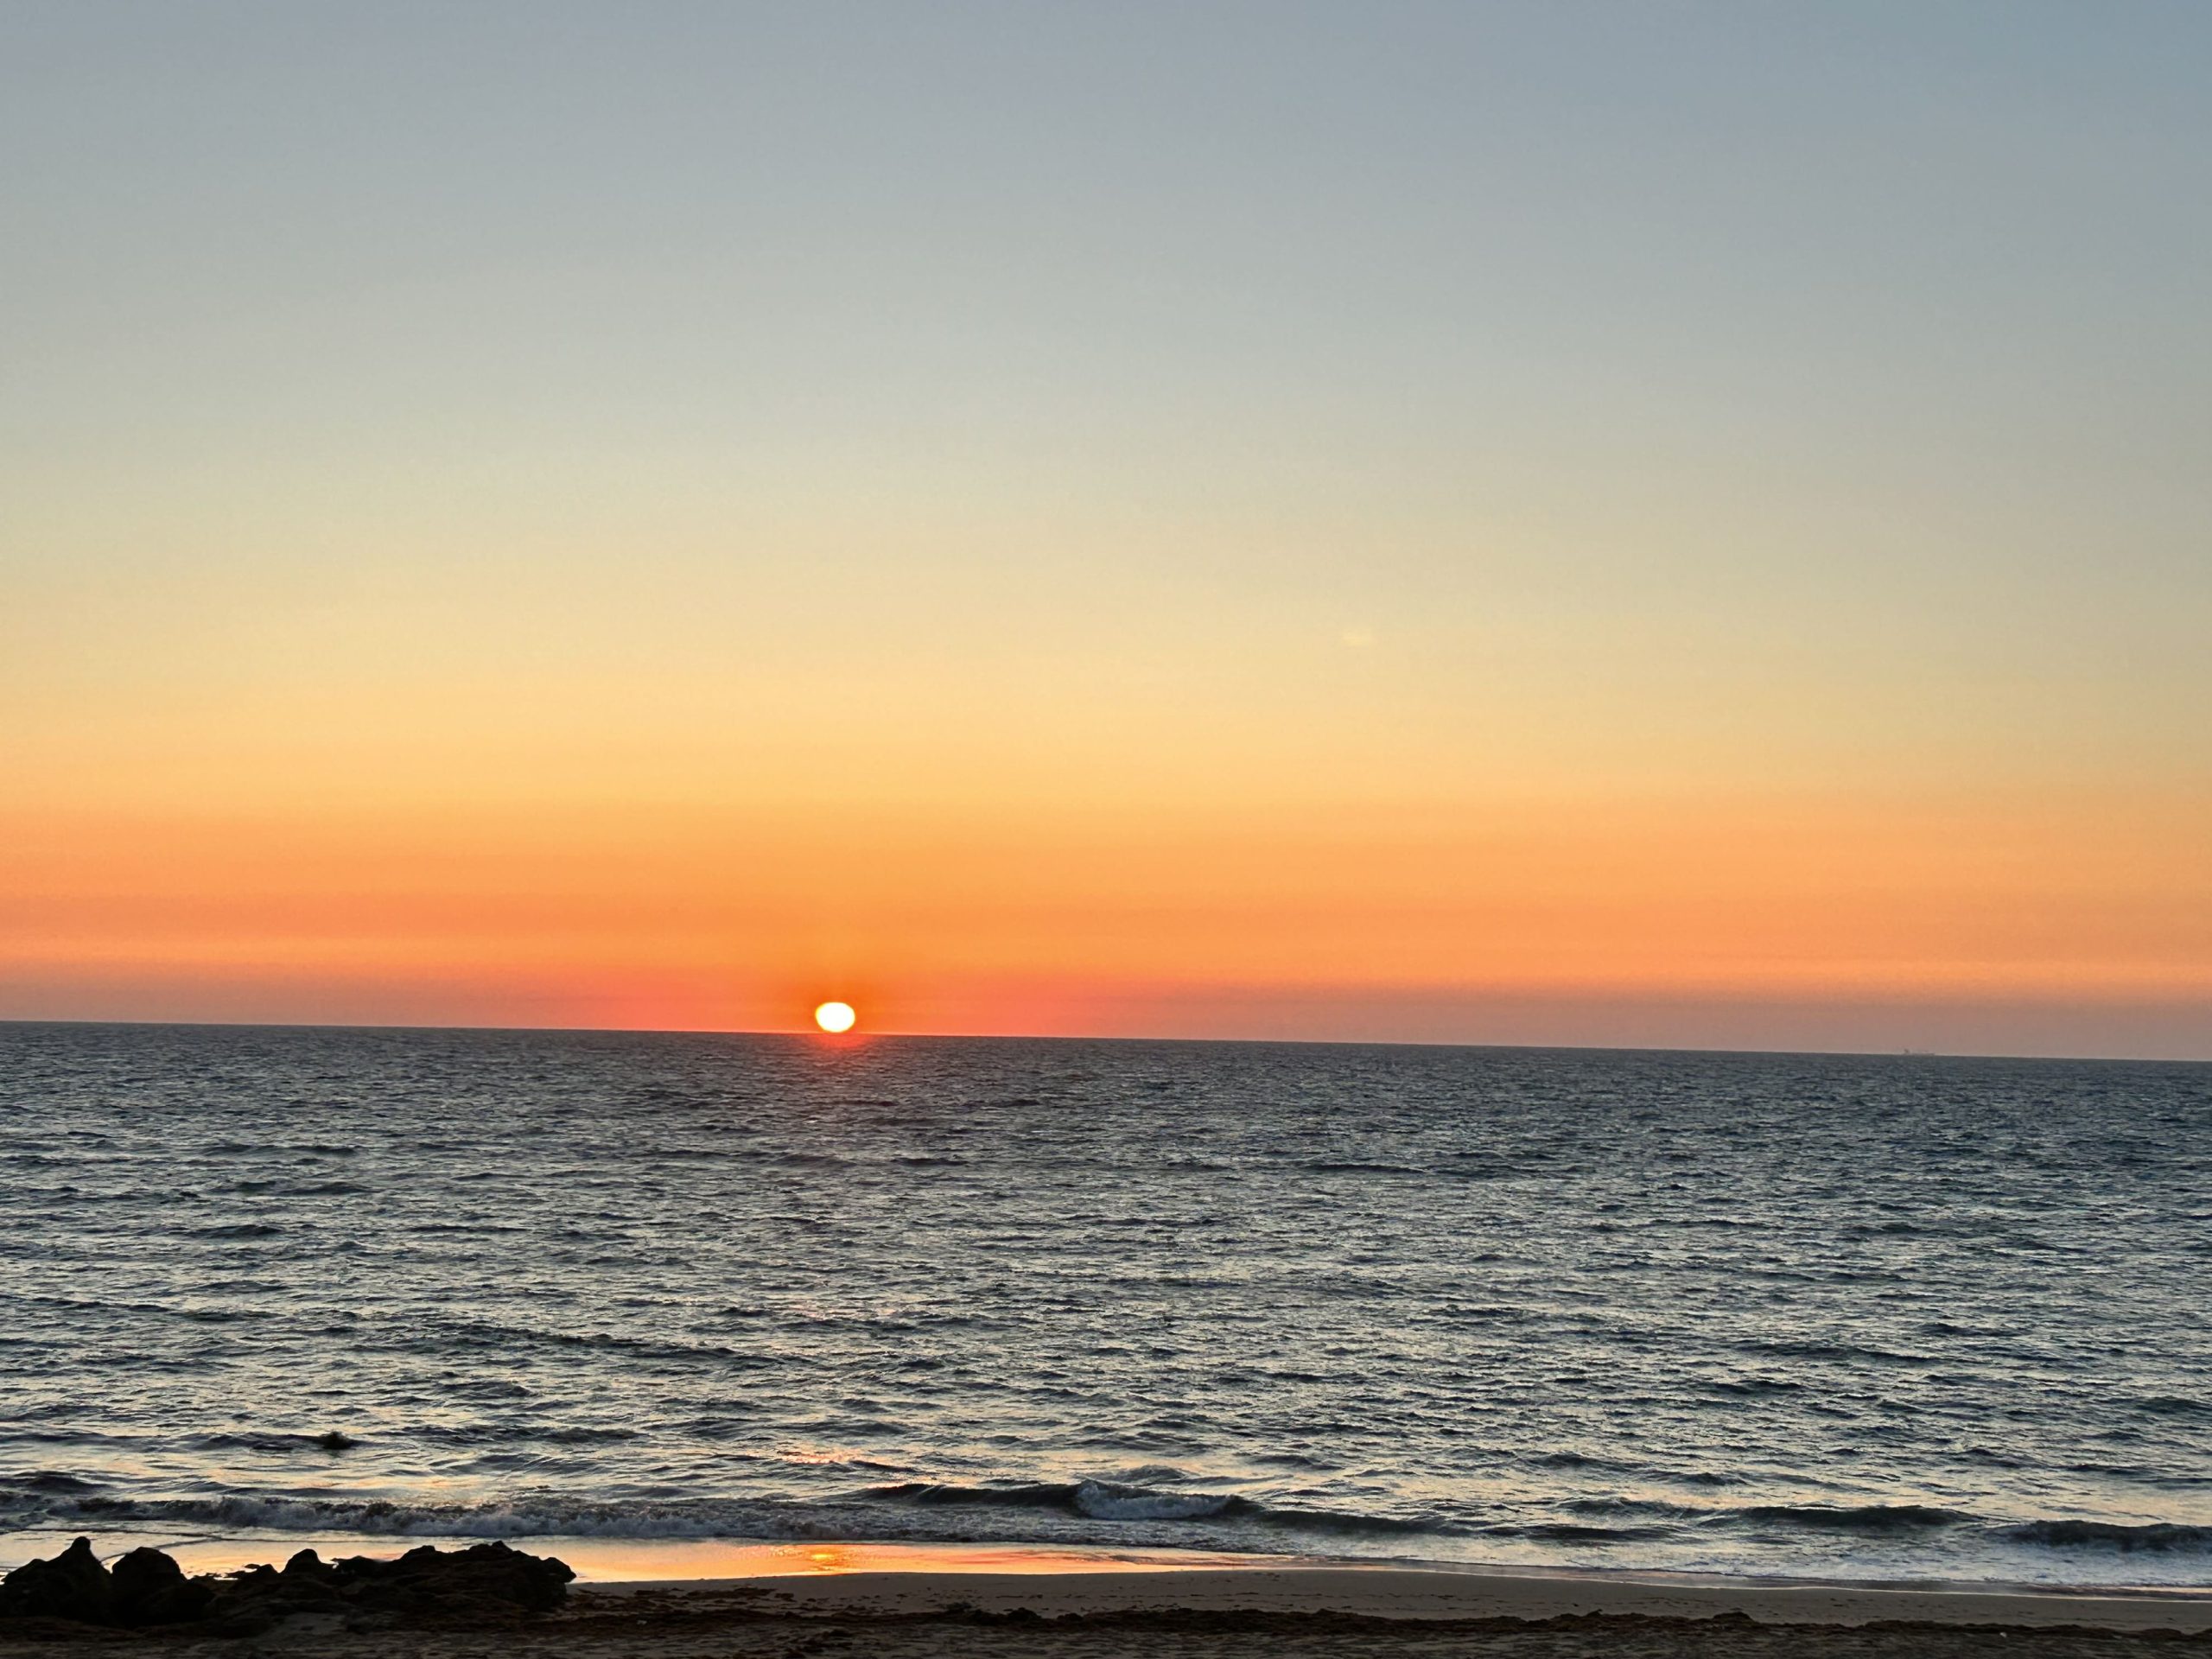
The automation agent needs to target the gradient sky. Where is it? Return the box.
[5,2,2209,1056]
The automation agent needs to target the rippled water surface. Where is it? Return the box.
[3,1022,2209,1585]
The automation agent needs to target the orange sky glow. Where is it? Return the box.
[7,783,2208,1055]
[5,7,2209,1058]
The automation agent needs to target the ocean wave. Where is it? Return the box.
[1301,1162,1430,1177]
[1491,1522,1677,1543]
[3,1471,2209,1567]
[1077,1484,1239,1522]
[26,1478,2185,1574]
[1563,1497,1704,1519]
[1703,1378,1805,1397]
[11,1471,99,1493]
[2002,1520,2212,1553]
[0,1492,753,1540]
[1738,1339,1935,1366]
[1564,1497,1999,1537]
[2130,1396,2209,1419]
[876,1478,1246,1521]
[413,1422,638,1447]
[1738,1503,1969,1531]
[872,1478,1437,1537]
[0,1484,1389,1548]
[201,1141,356,1157]
[409,1316,779,1370]
[187,1432,365,1454]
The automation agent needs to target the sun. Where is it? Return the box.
[813,1001,857,1034]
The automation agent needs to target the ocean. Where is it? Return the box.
[3,1021,2207,1586]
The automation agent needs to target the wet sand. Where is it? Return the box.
[582,1559,2212,1630]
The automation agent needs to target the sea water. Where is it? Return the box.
[3,1022,2206,1586]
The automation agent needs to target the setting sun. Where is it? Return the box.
[3,6,2209,1629]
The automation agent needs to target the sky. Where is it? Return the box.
[3,1,2209,1057]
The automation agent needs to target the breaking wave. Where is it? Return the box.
[2000,1521,2212,1553]
[872,1478,1434,1535]
[7,1469,2205,1570]
[1738,1503,1970,1532]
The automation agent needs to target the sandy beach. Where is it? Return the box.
[4,1543,2208,1657]
[582,1557,2212,1630]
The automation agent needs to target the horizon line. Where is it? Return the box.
[4,1014,2206,1069]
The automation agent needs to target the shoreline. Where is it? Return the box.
[9,1540,2212,1658]
[7,1535,2209,1636]
[18,1533,2212,1602]
[574,1553,2212,1634]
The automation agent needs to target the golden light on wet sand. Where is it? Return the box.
[813,1001,857,1034]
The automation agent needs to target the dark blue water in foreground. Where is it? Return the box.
[3,1022,2209,1586]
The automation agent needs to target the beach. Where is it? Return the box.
[580,1557,2212,1630]
[4,1547,2210,1657]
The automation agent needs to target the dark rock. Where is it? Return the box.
[314,1430,359,1450]
[205,1539,574,1631]
[371,1540,574,1616]
[110,1545,214,1626]
[0,1538,572,1636]
[0,1536,113,1624]
[198,1554,342,1634]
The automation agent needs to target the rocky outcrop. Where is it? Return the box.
[108,1546,216,1625]
[0,1537,571,1634]
[0,1537,114,1624]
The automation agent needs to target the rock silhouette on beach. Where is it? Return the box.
[0,1536,572,1634]
[108,1546,217,1626]
[0,1539,118,1625]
